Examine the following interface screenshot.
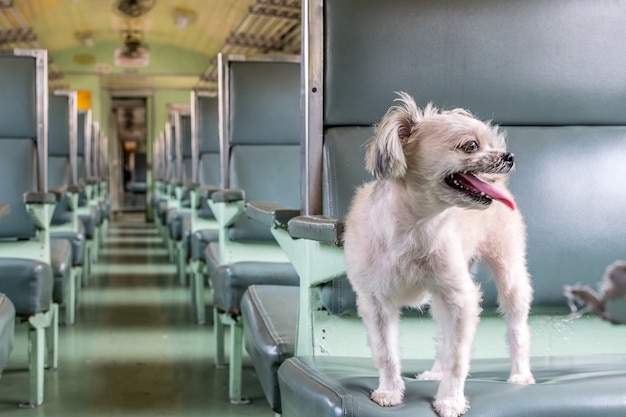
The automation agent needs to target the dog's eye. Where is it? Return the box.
[460,140,479,153]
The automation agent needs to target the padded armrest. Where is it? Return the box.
[245,201,300,229]
[198,185,220,199]
[48,187,67,202]
[288,215,345,246]
[24,192,57,205]
[211,189,245,203]
[66,184,83,193]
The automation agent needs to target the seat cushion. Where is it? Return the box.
[204,242,220,277]
[279,354,626,417]
[211,262,299,315]
[51,221,86,266]
[0,293,15,375]
[167,210,184,241]
[78,213,95,239]
[0,258,53,316]
[50,238,72,304]
[191,229,219,261]
[242,285,298,413]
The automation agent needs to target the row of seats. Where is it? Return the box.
[0,50,110,407]
[156,1,626,416]
[152,54,301,405]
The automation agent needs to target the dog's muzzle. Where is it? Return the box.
[500,152,515,172]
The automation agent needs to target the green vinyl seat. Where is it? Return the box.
[0,50,58,407]
[0,293,15,377]
[205,55,301,405]
[241,1,626,416]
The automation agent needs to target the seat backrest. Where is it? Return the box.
[305,0,626,313]
[0,50,48,239]
[220,55,301,241]
[193,93,220,187]
[174,112,193,184]
[48,91,77,189]
[165,121,177,185]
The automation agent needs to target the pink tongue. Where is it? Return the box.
[455,173,516,211]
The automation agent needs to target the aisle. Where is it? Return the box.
[0,213,272,417]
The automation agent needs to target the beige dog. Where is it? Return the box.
[343,92,535,417]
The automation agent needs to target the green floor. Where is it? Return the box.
[0,213,274,416]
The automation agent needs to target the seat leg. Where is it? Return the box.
[214,307,226,368]
[26,325,45,407]
[167,237,175,262]
[176,241,186,285]
[65,268,77,325]
[45,304,59,370]
[228,319,250,404]
[75,266,83,308]
[193,261,206,325]
[93,227,100,262]
[84,240,93,286]
[22,311,53,408]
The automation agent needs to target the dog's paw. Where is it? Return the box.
[432,396,470,417]
[508,373,535,385]
[416,370,443,381]
[371,389,403,407]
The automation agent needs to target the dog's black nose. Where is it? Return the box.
[503,152,515,166]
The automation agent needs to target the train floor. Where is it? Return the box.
[0,212,274,417]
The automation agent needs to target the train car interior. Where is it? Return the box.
[0,1,625,416]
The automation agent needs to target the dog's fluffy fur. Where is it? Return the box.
[343,93,535,417]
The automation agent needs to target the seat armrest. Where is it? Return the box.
[245,200,300,229]
[23,192,57,205]
[48,187,66,202]
[198,185,220,199]
[66,184,83,193]
[211,189,245,203]
[288,215,345,246]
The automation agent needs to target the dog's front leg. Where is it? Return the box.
[488,256,535,384]
[357,294,404,407]
[428,282,482,417]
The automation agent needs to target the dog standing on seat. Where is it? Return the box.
[343,92,535,417]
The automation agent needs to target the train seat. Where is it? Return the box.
[167,112,194,285]
[0,49,57,407]
[48,91,84,325]
[188,92,221,325]
[75,110,98,281]
[0,293,15,378]
[241,284,298,413]
[205,54,301,404]
[241,0,626,416]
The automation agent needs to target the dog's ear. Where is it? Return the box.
[366,92,420,179]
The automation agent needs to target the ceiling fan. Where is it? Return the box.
[119,30,147,59]
[113,0,156,19]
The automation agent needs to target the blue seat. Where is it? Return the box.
[188,92,221,325]
[48,90,85,325]
[205,54,301,404]
[0,49,58,407]
[0,292,15,378]
[75,109,97,282]
[239,1,626,416]
[167,112,194,285]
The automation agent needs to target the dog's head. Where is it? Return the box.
[366,92,516,210]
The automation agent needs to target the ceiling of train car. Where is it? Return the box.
[0,0,301,91]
